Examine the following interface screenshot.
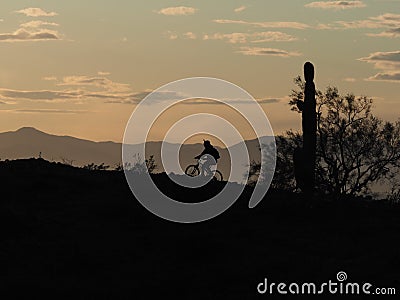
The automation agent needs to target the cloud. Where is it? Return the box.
[20,20,59,28]
[0,19,62,43]
[180,97,282,105]
[237,47,301,57]
[359,51,400,67]
[213,19,310,29]
[366,15,400,37]
[359,51,400,82]
[0,73,134,102]
[0,89,80,101]
[105,90,186,105]
[105,90,284,106]
[164,31,197,40]
[203,32,245,44]
[343,77,356,82]
[183,32,197,39]
[0,72,135,119]
[305,1,366,10]
[257,98,281,104]
[234,6,247,13]
[165,31,178,40]
[318,13,400,38]
[0,28,59,42]
[97,71,111,76]
[0,74,286,106]
[0,88,129,103]
[43,76,57,81]
[370,13,400,25]
[13,109,88,114]
[334,20,382,29]
[58,75,131,93]
[367,72,400,82]
[203,31,297,44]
[157,6,197,16]
[367,28,400,38]
[16,8,58,17]
[0,87,285,107]
[335,13,400,29]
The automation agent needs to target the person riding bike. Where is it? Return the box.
[194,140,220,176]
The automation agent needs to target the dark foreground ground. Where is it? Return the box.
[0,158,399,299]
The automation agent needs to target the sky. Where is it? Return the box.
[0,0,399,144]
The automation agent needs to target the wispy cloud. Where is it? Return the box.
[20,20,59,28]
[157,6,197,16]
[366,14,400,37]
[359,51,400,82]
[305,1,366,10]
[164,31,197,40]
[0,88,131,103]
[0,85,285,107]
[183,32,197,39]
[334,20,382,29]
[343,77,357,82]
[57,75,131,93]
[237,47,301,57]
[0,28,60,42]
[213,19,310,30]
[16,7,58,17]
[256,98,282,104]
[0,89,80,101]
[0,12,62,43]
[43,76,58,81]
[104,90,186,105]
[13,109,88,114]
[315,13,400,38]
[359,51,400,68]
[203,31,297,43]
[164,31,178,40]
[367,28,400,38]
[0,73,134,103]
[179,97,282,105]
[234,6,247,13]
[367,72,400,82]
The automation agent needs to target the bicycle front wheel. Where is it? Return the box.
[185,165,200,177]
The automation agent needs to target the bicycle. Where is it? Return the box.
[185,155,223,182]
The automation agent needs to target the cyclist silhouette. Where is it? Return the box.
[194,140,220,176]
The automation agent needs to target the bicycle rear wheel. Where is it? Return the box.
[213,170,223,181]
[185,165,200,177]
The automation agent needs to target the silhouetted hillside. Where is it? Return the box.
[0,127,122,166]
[0,127,264,179]
[1,159,399,299]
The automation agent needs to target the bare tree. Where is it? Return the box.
[290,77,400,198]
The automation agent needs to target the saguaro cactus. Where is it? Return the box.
[302,62,317,194]
[294,62,317,195]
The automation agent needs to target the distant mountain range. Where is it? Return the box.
[0,127,266,179]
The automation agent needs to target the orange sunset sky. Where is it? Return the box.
[0,1,399,144]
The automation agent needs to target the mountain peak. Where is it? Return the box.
[16,127,43,133]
